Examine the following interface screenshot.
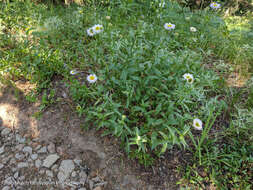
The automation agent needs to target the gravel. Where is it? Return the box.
[0,123,111,190]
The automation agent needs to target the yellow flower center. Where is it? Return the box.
[168,24,172,27]
[95,26,100,31]
[195,122,200,127]
[213,3,217,7]
[89,76,95,80]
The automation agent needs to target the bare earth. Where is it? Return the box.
[0,79,182,190]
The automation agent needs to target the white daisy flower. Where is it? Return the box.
[87,74,97,83]
[183,73,194,84]
[87,28,95,36]
[70,70,78,75]
[93,24,103,34]
[164,23,175,30]
[193,118,203,130]
[210,2,221,9]
[190,27,197,32]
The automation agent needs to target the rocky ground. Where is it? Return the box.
[0,126,99,190]
[0,81,181,190]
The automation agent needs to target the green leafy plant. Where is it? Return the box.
[188,98,225,165]
[1,0,252,179]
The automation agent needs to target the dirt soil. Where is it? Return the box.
[0,79,185,190]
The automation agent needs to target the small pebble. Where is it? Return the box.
[43,154,60,168]
[47,142,55,153]
[23,146,33,154]
[38,146,47,154]
[9,158,16,165]
[0,163,4,169]
[93,187,102,190]
[71,171,76,177]
[35,145,42,150]
[15,144,25,151]
[35,159,42,168]
[16,134,26,143]
[74,159,82,165]
[15,153,25,160]
[31,154,38,160]
[92,176,100,182]
[19,176,25,181]
[17,162,28,168]
[1,128,11,136]
[89,180,94,190]
[0,146,4,154]
[51,164,58,171]
[2,157,10,164]
[46,170,54,177]
[14,172,19,179]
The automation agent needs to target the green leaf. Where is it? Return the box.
[160,142,168,154]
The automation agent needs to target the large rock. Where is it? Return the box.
[42,154,60,168]
[57,160,75,182]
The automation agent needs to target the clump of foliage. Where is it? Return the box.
[179,89,253,189]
